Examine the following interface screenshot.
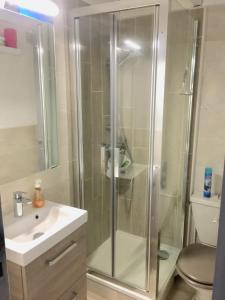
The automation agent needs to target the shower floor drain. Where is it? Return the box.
[158,250,170,260]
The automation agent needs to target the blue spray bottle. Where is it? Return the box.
[203,167,212,198]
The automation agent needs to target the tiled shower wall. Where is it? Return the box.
[79,14,112,255]
[117,13,153,237]
[193,4,225,196]
[0,126,39,184]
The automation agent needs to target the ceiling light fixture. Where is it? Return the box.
[6,0,59,17]
[0,0,6,8]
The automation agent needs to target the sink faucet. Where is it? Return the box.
[14,191,32,217]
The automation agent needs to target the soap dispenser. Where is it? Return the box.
[33,179,45,208]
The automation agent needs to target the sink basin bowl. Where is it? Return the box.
[4,201,87,266]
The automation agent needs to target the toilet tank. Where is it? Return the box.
[191,195,221,246]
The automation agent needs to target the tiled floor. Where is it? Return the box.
[87,279,135,300]
[166,276,195,300]
[0,278,10,299]
[87,276,195,300]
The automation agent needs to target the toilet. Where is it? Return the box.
[176,195,220,300]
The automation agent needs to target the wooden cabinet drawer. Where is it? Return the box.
[59,275,87,300]
[22,225,86,300]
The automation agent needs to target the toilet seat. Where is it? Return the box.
[176,243,216,290]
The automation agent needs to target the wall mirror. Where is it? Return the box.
[0,8,58,185]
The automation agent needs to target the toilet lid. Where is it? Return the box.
[176,244,216,285]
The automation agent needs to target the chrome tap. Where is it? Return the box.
[14,191,31,217]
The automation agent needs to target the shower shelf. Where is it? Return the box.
[106,163,147,180]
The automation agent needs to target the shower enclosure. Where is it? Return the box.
[69,0,197,298]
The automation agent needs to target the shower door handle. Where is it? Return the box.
[153,165,160,195]
[114,148,120,178]
[153,165,160,231]
[101,145,106,175]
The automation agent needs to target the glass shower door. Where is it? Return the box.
[75,4,159,293]
[114,7,157,290]
[75,13,113,276]
[158,1,197,294]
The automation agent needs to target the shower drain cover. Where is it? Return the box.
[158,250,170,260]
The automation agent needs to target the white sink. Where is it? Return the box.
[4,201,87,266]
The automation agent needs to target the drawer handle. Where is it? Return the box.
[48,241,77,267]
[71,291,77,300]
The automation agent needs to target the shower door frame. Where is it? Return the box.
[68,1,169,299]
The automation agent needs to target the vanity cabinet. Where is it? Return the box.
[59,275,86,300]
[7,225,87,300]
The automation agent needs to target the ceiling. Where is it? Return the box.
[181,0,225,7]
[84,0,225,6]
[203,0,225,5]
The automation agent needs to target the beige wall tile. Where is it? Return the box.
[205,5,225,41]
[133,129,149,148]
[132,147,149,165]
